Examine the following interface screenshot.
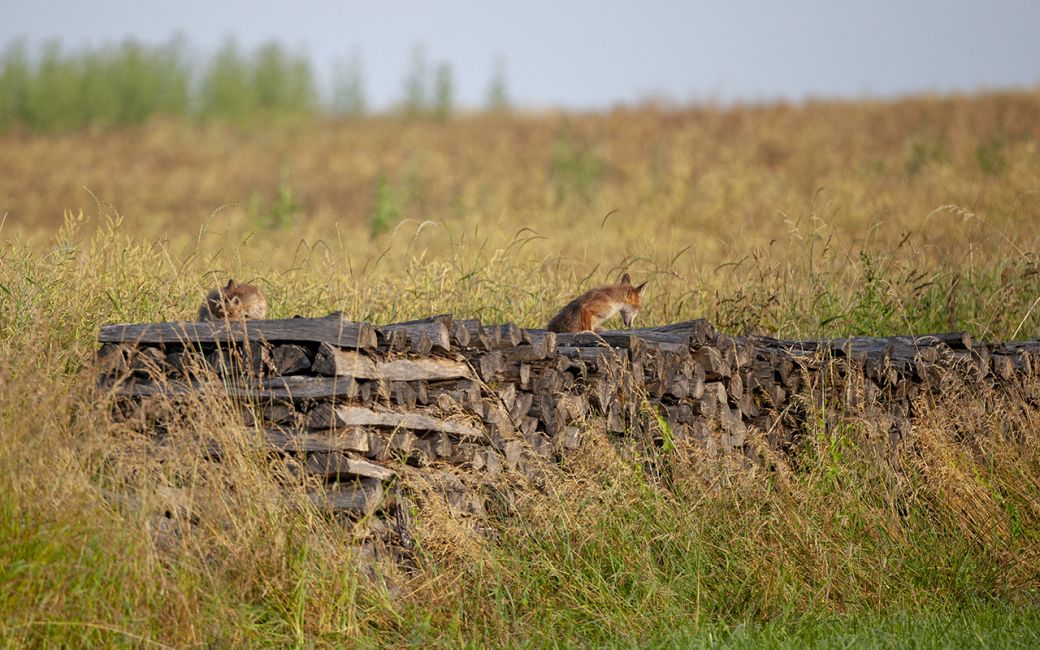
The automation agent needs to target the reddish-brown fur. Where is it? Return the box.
[547,273,647,333]
[197,279,268,321]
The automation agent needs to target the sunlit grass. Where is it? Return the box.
[1,91,1039,646]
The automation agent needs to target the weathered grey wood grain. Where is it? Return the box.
[99,312,1040,476]
[555,331,641,356]
[309,479,385,514]
[101,375,367,401]
[305,451,395,481]
[100,315,379,349]
[265,427,370,453]
[306,403,483,437]
[311,344,472,381]
[250,376,362,401]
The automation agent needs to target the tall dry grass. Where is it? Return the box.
[1,91,1039,645]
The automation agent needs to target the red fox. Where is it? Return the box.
[547,273,647,333]
[197,279,268,321]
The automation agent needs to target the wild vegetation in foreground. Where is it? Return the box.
[1,91,1039,646]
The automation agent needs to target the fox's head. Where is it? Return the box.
[617,272,648,327]
[217,279,241,308]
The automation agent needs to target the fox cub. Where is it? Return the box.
[547,273,647,333]
[198,279,268,321]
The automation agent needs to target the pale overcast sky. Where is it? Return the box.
[2,0,1038,109]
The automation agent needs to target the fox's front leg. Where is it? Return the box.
[579,304,597,332]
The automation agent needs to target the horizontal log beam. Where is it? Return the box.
[307,404,483,438]
[100,314,378,349]
[304,451,395,481]
[265,427,371,453]
[309,479,385,514]
[311,344,473,380]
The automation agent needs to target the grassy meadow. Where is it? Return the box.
[1,88,1040,646]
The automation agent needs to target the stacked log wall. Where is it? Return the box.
[97,314,1040,527]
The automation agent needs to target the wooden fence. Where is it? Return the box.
[98,313,1040,521]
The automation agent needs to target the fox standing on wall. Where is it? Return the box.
[198,279,268,321]
[547,273,647,333]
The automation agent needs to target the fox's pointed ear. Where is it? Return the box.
[635,281,648,296]
[619,272,631,285]
[225,278,236,290]
[229,295,242,307]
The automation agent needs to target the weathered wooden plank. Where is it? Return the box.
[310,345,376,376]
[534,391,566,437]
[311,344,473,381]
[265,426,370,453]
[633,319,717,344]
[305,451,395,481]
[523,431,554,458]
[306,404,483,437]
[99,315,379,349]
[749,332,977,365]
[555,331,641,357]
[309,479,385,514]
[556,345,619,369]
[99,375,364,402]
[260,403,300,425]
[518,362,532,389]
[249,376,361,401]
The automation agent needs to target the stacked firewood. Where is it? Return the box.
[97,314,1040,522]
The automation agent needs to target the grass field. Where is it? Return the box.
[1,90,1039,647]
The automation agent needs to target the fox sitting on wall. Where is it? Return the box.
[547,273,647,333]
[198,279,268,321]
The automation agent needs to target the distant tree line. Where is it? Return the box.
[0,37,512,132]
